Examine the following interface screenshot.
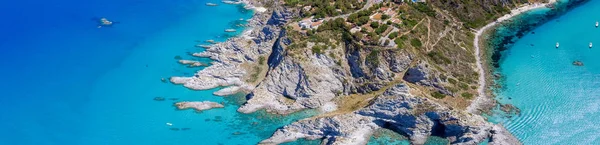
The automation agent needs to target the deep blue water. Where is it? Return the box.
[0,0,317,144]
[489,0,600,144]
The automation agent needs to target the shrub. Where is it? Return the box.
[461,92,474,99]
[431,91,446,99]
[312,45,323,54]
[366,50,380,66]
[375,24,388,35]
[258,56,265,65]
[388,32,398,39]
[410,38,422,48]
[381,14,390,20]
[394,37,404,49]
[447,78,457,84]
[370,22,380,29]
[459,83,469,90]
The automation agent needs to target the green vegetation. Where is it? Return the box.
[458,83,469,90]
[461,92,474,99]
[247,66,262,83]
[366,50,380,66]
[431,91,446,99]
[258,56,265,65]
[427,51,452,64]
[375,24,389,35]
[348,10,373,26]
[410,3,436,17]
[370,22,380,29]
[286,0,364,18]
[312,45,325,54]
[394,37,404,49]
[410,38,422,48]
[388,32,398,39]
[381,14,390,20]
[447,78,457,84]
[318,18,347,32]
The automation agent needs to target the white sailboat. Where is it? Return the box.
[590,42,593,48]
[166,122,173,126]
[596,21,598,27]
[556,42,560,48]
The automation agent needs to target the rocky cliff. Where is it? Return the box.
[170,0,529,144]
[260,84,519,145]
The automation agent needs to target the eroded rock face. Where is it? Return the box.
[170,7,288,95]
[262,84,521,145]
[239,53,346,114]
[402,62,452,96]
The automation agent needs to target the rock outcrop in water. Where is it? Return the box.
[174,101,224,111]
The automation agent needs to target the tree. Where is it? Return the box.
[370,22,380,28]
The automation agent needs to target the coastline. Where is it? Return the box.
[467,0,557,114]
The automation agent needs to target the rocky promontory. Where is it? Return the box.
[260,84,521,145]
[168,0,531,144]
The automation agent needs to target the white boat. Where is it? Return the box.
[225,29,237,32]
[556,42,559,48]
[596,21,598,27]
[206,3,218,6]
[206,40,216,44]
[166,122,173,126]
[590,42,593,48]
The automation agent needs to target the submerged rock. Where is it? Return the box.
[178,60,207,67]
[572,60,583,66]
[153,97,166,101]
[174,101,225,111]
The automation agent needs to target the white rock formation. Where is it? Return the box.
[174,101,224,111]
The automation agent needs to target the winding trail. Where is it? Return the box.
[467,1,557,113]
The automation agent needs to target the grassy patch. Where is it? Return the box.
[258,56,265,65]
[461,92,474,99]
[410,38,422,48]
[431,91,446,99]
[247,66,263,83]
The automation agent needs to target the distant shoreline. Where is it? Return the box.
[468,0,557,114]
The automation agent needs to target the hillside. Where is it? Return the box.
[171,0,552,144]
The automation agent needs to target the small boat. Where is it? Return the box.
[206,40,216,44]
[206,3,218,6]
[556,42,559,48]
[590,42,593,48]
[239,18,244,21]
[596,21,598,27]
[97,17,114,28]
[166,122,173,126]
[225,29,237,32]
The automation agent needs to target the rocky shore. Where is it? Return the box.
[260,84,521,145]
[174,101,224,111]
[468,0,558,114]
[169,0,526,144]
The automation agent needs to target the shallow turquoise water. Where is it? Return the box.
[0,0,318,144]
[491,0,600,144]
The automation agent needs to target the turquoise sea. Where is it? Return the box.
[0,0,318,144]
[489,0,600,144]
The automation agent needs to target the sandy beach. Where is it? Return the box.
[468,0,557,114]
